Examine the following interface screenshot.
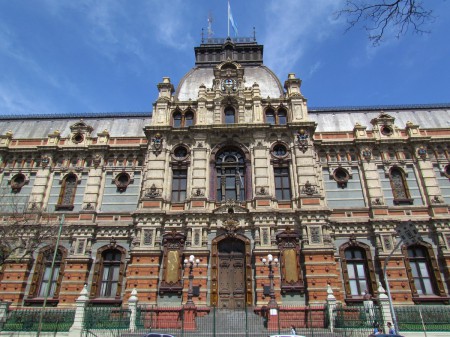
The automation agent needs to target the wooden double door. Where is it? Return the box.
[217,238,246,309]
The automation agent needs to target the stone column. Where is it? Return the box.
[377,282,394,334]
[69,284,89,337]
[363,291,375,327]
[128,288,138,332]
[0,301,10,324]
[182,303,197,331]
[326,284,337,332]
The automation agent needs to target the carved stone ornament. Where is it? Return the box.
[431,195,443,204]
[107,237,117,249]
[144,184,161,198]
[296,129,309,153]
[41,155,50,168]
[221,216,240,238]
[301,181,318,195]
[256,186,268,195]
[151,133,163,156]
[417,146,427,160]
[371,197,384,205]
[362,148,372,161]
[93,154,102,168]
[83,202,94,210]
[192,188,205,197]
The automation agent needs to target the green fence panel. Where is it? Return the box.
[2,308,75,332]
[395,305,450,332]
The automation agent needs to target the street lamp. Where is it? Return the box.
[262,254,279,306]
[184,254,200,305]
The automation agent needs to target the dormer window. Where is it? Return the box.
[224,107,236,124]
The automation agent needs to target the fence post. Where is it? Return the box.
[0,301,10,327]
[128,288,138,332]
[69,284,89,337]
[326,284,337,332]
[377,282,393,334]
[363,291,375,327]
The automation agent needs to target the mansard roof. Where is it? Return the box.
[0,104,448,139]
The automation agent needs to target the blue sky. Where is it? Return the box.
[0,0,449,115]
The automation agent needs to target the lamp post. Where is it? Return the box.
[262,254,279,306]
[184,254,200,305]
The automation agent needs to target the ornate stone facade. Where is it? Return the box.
[0,37,449,308]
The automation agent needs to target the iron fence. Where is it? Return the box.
[395,305,450,332]
[333,303,382,336]
[1,307,75,332]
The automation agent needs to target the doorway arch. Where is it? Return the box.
[210,234,252,308]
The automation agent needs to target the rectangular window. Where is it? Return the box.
[38,265,60,297]
[274,167,291,200]
[171,169,187,202]
[100,265,119,297]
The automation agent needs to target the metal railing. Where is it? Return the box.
[1,307,75,332]
[395,305,450,332]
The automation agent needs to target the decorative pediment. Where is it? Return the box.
[70,120,94,133]
[213,199,249,215]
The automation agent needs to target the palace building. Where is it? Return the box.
[0,36,449,309]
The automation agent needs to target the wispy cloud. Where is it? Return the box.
[263,0,345,79]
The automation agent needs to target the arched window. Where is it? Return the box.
[402,244,446,301]
[265,108,275,125]
[389,167,412,205]
[216,148,246,201]
[265,107,288,125]
[56,174,77,210]
[224,107,236,124]
[339,241,376,302]
[406,246,435,295]
[278,108,287,125]
[99,249,121,298]
[344,248,369,296]
[27,246,66,304]
[271,143,291,201]
[184,111,194,127]
[90,246,126,301]
[173,111,182,128]
[172,109,195,128]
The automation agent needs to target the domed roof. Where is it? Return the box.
[175,65,284,101]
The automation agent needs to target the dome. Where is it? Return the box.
[175,65,284,101]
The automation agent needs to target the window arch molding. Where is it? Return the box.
[26,245,67,305]
[210,142,252,201]
[402,241,446,301]
[339,239,377,302]
[90,243,127,303]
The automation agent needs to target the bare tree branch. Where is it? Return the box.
[0,188,59,267]
[336,0,434,45]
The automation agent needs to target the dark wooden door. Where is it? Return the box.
[218,238,246,309]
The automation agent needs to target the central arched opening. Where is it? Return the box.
[217,237,246,309]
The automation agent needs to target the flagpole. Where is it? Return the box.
[227,0,230,37]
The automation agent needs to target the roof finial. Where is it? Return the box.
[253,27,256,41]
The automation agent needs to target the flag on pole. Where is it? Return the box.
[228,1,238,37]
